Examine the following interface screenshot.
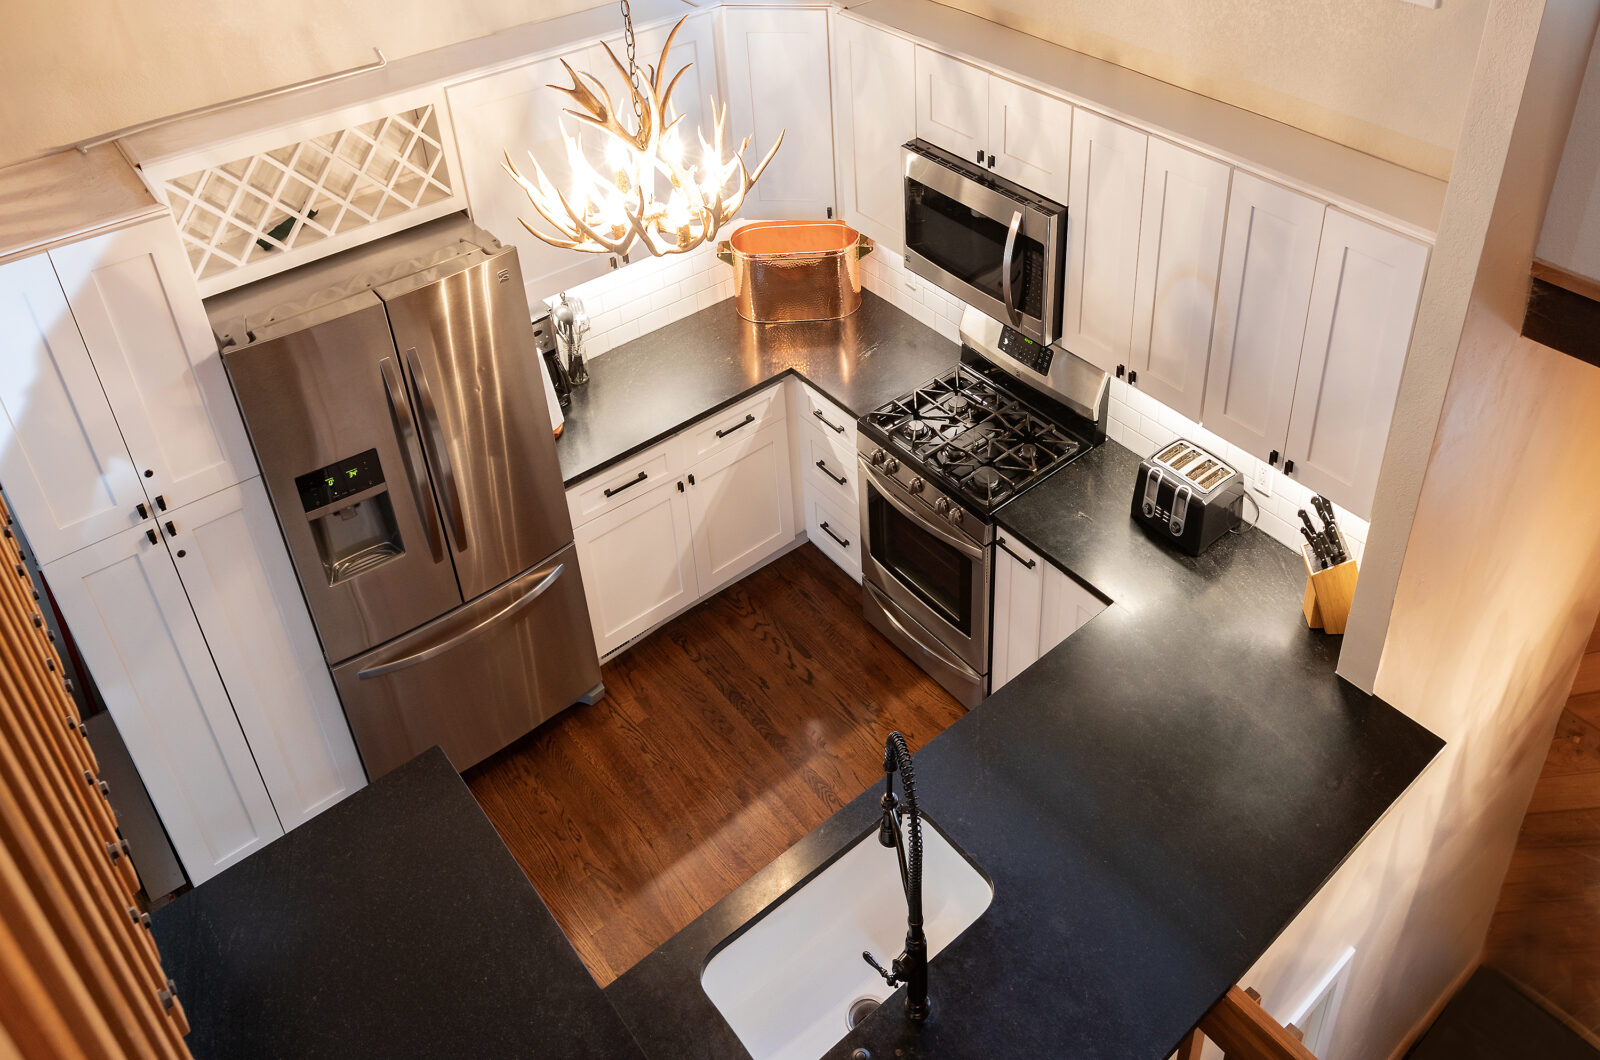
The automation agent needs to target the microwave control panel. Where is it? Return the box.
[295,448,385,512]
[998,327,1054,376]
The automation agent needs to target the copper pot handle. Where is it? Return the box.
[717,240,734,266]
[855,233,875,260]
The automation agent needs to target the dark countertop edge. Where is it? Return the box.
[561,365,851,489]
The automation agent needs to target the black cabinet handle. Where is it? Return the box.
[820,521,850,548]
[715,413,756,439]
[1127,369,1138,385]
[814,459,847,486]
[164,521,177,537]
[812,408,845,434]
[976,150,985,164]
[154,495,167,512]
[996,538,1036,569]
[677,480,685,493]
[1283,459,1296,475]
[688,473,696,486]
[1268,450,1279,467]
[603,471,648,498]
[145,528,158,546]
[987,155,997,169]
[136,502,148,519]
[1115,365,1125,379]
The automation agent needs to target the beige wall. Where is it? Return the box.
[929,0,1489,180]
[1237,2,1600,1057]
[4,0,1485,177]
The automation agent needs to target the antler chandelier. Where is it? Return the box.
[502,3,783,258]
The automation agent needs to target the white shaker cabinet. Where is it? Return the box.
[718,7,836,219]
[992,536,1107,692]
[447,50,611,304]
[685,419,796,595]
[831,16,916,248]
[914,48,989,164]
[573,475,700,658]
[1064,110,1149,375]
[43,522,284,884]
[1202,172,1326,463]
[1283,210,1429,517]
[986,76,1072,204]
[1127,139,1231,422]
[48,221,252,517]
[165,479,366,830]
[0,255,150,564]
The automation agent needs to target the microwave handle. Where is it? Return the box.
[1000,209,1024,328]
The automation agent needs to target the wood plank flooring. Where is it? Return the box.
[1485,613,1600,1043]
[465,544,965,986]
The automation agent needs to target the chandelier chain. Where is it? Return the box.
[620,0,643,127]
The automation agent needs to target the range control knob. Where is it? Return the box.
[933,497,951,516]
[908,477,925,494]
[884,458,900,474]
[946,507,964,526]
[869,448,887,467]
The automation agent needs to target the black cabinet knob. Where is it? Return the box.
[154,495,167,512]
[1283,459,1296,475]
[163,521,177,537]
[136,502,148,519]
[145,528,158,545]
[1268,450,1280,466]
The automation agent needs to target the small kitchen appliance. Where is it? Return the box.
[857,307,1107,707]
[1132,440,1245,556]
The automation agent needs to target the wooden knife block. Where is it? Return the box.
[1301,544,1358,635]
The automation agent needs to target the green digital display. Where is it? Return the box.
[296,448,384,512]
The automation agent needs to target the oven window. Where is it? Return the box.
[905,178,1045,314]
[868,485,973,636]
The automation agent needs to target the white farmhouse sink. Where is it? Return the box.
[701,816,992,1060]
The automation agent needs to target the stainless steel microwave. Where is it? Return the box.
[902,139,1067,346]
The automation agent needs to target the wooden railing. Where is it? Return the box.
[1179,986,1320,1060]
[0,496,191,1058]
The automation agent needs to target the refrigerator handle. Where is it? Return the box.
[379,356,445,563]
[355,562,564,680]
[404,346,470,553]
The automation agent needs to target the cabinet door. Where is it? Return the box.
[831,16,916,248]
[986,77,1072,203]
[167,479,366,830]
[572,477,698,657]
[446,50,610,304]
[49,221,252,515]
[1202,172,1325,462]
[1127,139,1231,421]
[991,536,1044,691]
[1064,110,1148,374]
[1283,210,1429,518]
[0,255,149,564]
[719,7,836,219]
[43,523,282,884]
[685,419,796,593]
[914,47,989,164]
[1040,565,1107,656]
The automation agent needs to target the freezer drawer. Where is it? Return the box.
[332,543,601,779]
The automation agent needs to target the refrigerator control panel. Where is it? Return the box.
[296,449,385,512]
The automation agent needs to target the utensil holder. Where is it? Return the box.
[1301,545,1358,635]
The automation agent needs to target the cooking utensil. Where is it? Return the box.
[552,292,590,386]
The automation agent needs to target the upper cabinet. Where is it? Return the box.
[1126,138,1231,421]
[913,47,1071,203]
[1063,109,1148,375]
[1202,172,1326,463]
[447,49,613,302]
[719,7,837,219]
[49,220,253,517]
[1283,210,1429,514]
[831,16,916,248]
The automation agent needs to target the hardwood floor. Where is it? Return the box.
[1485,614,1600,1043]
[465,544,965,986]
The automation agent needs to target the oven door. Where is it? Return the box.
[859,460,990,674]
[903,145,1064,345]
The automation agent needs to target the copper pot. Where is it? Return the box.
[717,220,874,323]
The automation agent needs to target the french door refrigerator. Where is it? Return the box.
[217,218,601,780]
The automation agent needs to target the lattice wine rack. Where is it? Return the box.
[146,93,466,295]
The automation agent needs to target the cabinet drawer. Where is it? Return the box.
[796,382,854,441]
[566,443,675,527]
[801,425,858,509]
[804,489,862,583]
[679,385,787,464]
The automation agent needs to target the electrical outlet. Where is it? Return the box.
[1253,460,1274,497]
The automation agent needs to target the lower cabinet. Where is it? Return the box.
[685,421,796,594]
[573,475,700,658]
[991,534,1107,691]
[44,519,285,884]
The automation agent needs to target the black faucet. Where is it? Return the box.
[862,731,930,1022]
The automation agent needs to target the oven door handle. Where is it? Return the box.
[859,457,984,561]
[1000,209,1023,328]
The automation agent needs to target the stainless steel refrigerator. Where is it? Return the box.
[213,217,601,780]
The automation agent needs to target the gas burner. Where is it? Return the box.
[966,466,1008,502]
[942,395,974,420]
[901,419,935,441]
[1013,443,1038,468]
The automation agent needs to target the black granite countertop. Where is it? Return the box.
[603,440,1444,1058]
[152,748,642,1060]
[556,290,958,486]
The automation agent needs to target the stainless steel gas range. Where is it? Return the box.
[857,308,1109,707]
